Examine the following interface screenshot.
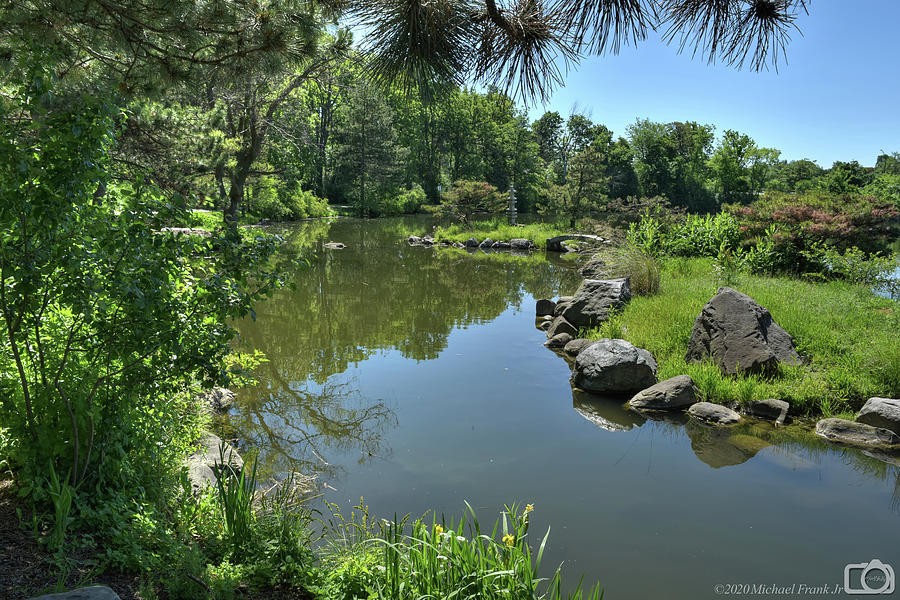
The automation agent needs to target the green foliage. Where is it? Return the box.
[318,500,601,600]
[440,180,506,224]
[584,257,900,414]
[433,218,566,248]
[627,212,742,258]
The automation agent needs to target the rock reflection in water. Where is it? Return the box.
[685,420,771,468]
[572,390,646,432]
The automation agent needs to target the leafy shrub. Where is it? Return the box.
[626,212,741,258]
[439,180,506,224]
[369,184,427,216]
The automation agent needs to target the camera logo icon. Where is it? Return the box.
[844,559,895,595]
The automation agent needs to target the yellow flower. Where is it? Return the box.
[525,504,534,513]
[434,525,444,536]
[502,533,515,547]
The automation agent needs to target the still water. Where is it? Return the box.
[228,216,900,599]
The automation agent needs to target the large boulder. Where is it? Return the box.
[479,238,495,248]
[571,339,658,394]
[509,238,533,250]
[464,237,479,247]
[628,375,699,410]
[30,587,120,600]
[561,278,631,328]
[685,287,801,375]
[815,418,900,449]
[553,296,574,316]
[856,397,900,436]
[546,316,578,339]
[688,402,742,425]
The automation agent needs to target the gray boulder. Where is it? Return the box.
[685,287,801,375]
[422,236,434,245]
[452,242,465,248]
[509,238,533,250]
[856,397,900,436]
[464,237,479,247]
[546,316,578,338]
[545,332,573,348]
[580,256,608,279]
[688,402,742,425]
[407,235,423,245]
[571,339,658,394]
[745,398,790,425]
[561,278,631,328]
[30,587,120,600]
[563,338,595,357]
[186,433,243,493]
[479,238,494,248]
[628,375,699,410]
[324,242,346,249]
[493,240,511,249]
[536,298,556,317]
[815,418,900,449]
[203,386,235,413]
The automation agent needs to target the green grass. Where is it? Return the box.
[584,257,900,415]
[433,217,569,249]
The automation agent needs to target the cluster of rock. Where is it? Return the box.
[185,433,244,494]
[815,398,900,450]
[535,281,808,429]
[408,235,535,251]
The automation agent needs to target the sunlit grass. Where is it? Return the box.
[434,217,568,249]
[585,257,900,415]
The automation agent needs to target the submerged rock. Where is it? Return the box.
[464,237,479,247]
[685,287,801,375]
[545,332,573,348]
[628,375,699,411]
[856,397,900,436]
[688,402,742,425]
[561,278,631,328]
[408,235,423,245]
[570,339,657,394]
[745,398,790,425]
[815,418,900,449]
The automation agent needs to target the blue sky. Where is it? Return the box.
[528,1,900,167]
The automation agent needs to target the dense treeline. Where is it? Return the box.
[121,50,899,221]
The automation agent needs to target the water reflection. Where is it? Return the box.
[572,391,646,432]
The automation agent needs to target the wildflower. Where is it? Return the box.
[434,524,444,536]
[437,555,449,561]
[456,535,466,542]
[502,533,515,547]
[525,504,534,513]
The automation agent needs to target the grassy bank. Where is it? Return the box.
[584,257,900,417]
[433,218,569,249]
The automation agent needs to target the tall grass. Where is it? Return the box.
[321,501,602,600]
[215,442,259,559]
[584,257,900,415]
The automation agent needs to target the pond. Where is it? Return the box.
[227,216,900,599]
